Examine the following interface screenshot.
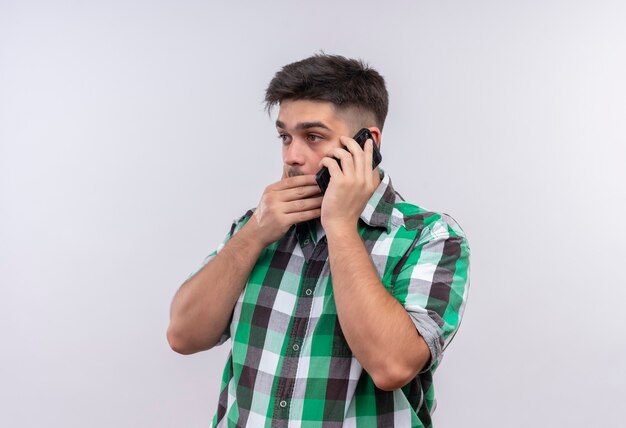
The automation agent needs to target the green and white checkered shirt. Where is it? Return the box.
[189,172,470,427]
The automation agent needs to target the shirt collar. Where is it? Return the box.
[359,169,397,233]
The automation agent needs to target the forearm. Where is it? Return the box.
[168,175,322,355]
[326,226,430,390]
[167,223,265,354]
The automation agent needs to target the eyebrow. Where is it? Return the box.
[275,120,331,131]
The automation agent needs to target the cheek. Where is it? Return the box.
[317,142,341,161]
[310,152,325,168]
[313,143,339,169]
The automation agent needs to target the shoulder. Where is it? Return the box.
[390,197,468,247]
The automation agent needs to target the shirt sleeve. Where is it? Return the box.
[182,211,254,346]
[392,214,470,372]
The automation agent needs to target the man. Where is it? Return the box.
[167,53,470,427]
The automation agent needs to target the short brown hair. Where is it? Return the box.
[264,53,389,130]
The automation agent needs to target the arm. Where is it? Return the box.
[167,175,322,355]
[319,136,432,390]
[167,222,265,354]
[325,226,431,391]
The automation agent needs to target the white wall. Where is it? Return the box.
[1,1,624,427]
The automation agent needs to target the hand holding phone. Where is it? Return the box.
[315,128,382,194]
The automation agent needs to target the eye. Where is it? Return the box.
[307,134,323,143]
[277,133,291,145]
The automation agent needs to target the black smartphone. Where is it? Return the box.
[315,128,382,194]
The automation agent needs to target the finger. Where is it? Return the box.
[272,174,316,190]
[283,196,323,214]
[281,184,323,202]
[364,139,374,180]
[319,157,342,178]
[329,147,354,176]
[284,208,322,224]
[339,136,366,156]
[340,136,365,176]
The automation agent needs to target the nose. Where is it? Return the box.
[284,139,306,166]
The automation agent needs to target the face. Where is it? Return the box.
[276,99,355,178]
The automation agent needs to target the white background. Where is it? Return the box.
[1,1,625,427]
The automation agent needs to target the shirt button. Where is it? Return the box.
[279,400,287,408]
[305,289,312,296]
[292,344,300,351]
[304,239,310,245]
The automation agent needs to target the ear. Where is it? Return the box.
[367,127,382,148]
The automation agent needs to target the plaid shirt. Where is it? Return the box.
[189,172,470,427]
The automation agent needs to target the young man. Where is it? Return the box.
[167,54,470,427]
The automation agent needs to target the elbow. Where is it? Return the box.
[371,354,430,391]
[371,364,417,392]
[371,332,432,391]
[167,325,210,355]
[166,326,192,355]
[372,336,432,390]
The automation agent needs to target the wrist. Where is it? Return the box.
[323,219,359,240]
[236,220,269,253]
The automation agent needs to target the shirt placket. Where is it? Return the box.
[272,223,328,427]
